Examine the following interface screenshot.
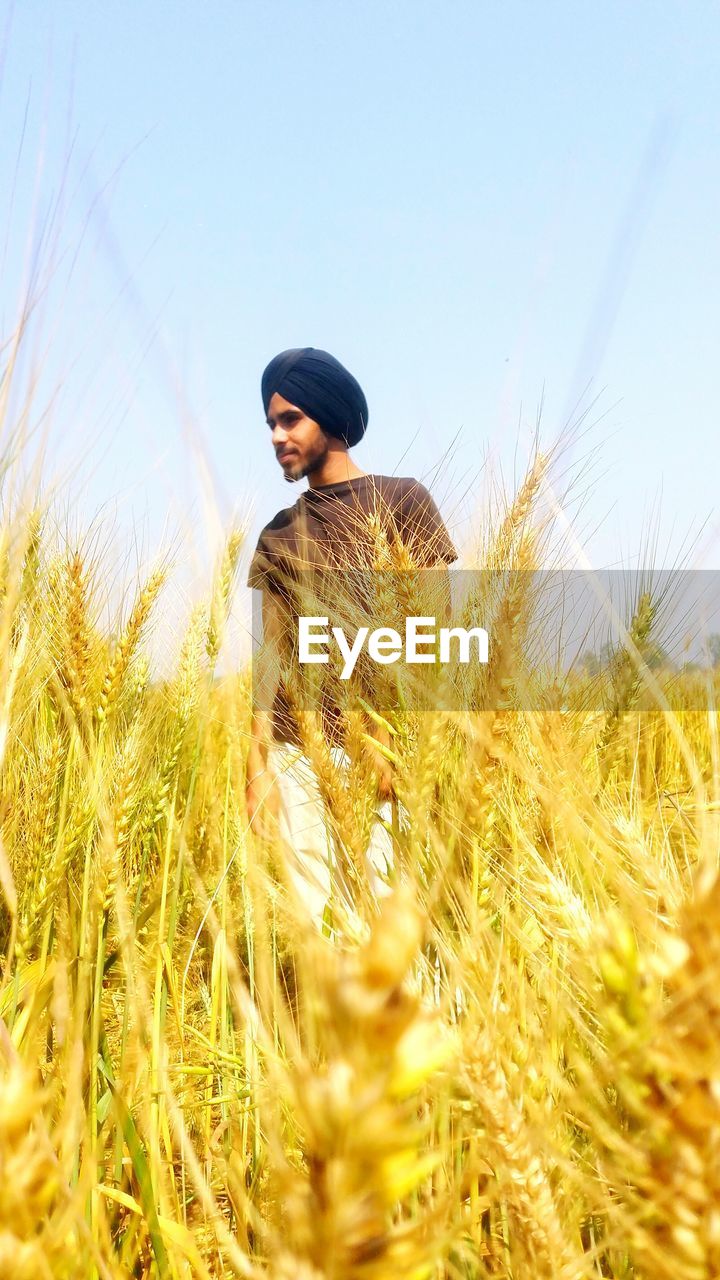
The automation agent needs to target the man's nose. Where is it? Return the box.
[272,425,289,447]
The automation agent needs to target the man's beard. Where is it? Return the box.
[283,437,329,482]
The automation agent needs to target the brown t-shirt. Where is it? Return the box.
[247,474,458,744]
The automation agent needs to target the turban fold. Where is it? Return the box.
[261,347,368,447]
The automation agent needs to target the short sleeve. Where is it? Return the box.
[397,482,458,567]
[246,532,288,597]
[246,532,273,590]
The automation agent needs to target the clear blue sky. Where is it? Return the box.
[1,0,719,618]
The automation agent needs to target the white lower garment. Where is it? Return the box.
[266,741,397,929]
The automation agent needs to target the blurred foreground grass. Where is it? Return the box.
[1,457,720,1280]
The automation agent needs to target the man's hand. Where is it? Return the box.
[376,762,396,802]
[363,720,397,802]
[246,589,287,837]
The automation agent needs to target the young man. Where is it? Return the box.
[245,346,457,925]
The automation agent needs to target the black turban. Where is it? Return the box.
[261,347,368,447]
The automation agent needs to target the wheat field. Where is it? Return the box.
[1,429,719,1280]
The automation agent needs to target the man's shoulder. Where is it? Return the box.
[258,476,428,530]
[259,501,301,538]
[371,474,430,504]
[373,475,458,565]
[246,500,303,591]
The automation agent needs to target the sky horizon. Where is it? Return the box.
[1,1,719,668]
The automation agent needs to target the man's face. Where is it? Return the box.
[266,392,330,482]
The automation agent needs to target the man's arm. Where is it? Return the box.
[375,482,455,797]
[397,481,457,568]
[245,588,287,830]
[402,479,455,625]
[368,524,455,802]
